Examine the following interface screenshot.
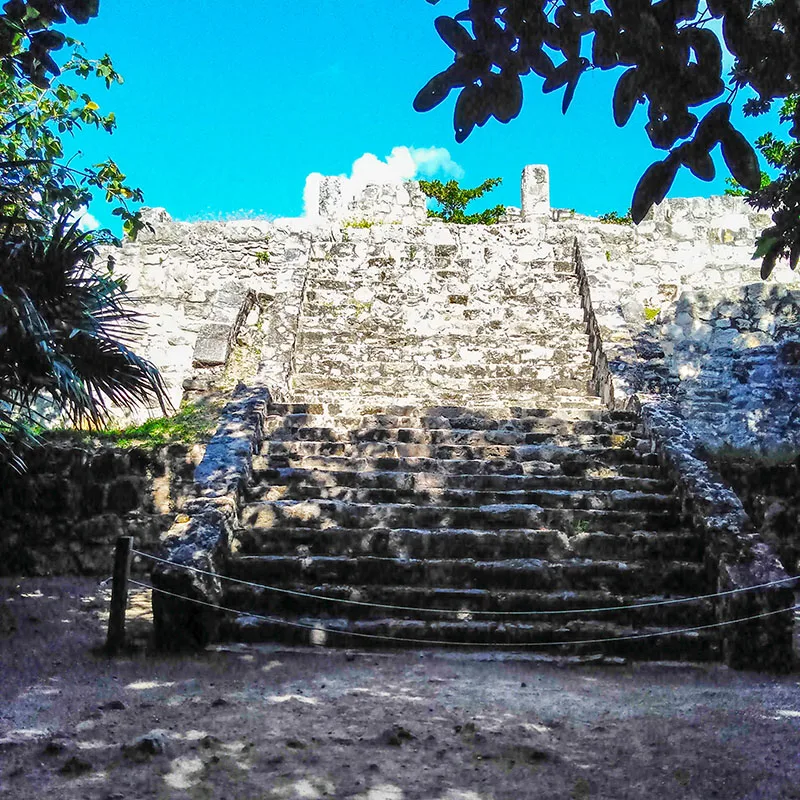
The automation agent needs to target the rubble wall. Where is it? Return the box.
[0,443,203,576]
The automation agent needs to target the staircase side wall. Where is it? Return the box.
[570,204,799,671]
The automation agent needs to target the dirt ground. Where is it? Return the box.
[1,577,799,800]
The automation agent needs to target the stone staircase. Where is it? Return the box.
[218,401,717,659]
[206,230,719,659]
[290,237,593,407]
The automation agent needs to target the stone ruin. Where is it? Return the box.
[10,164,797,669]
[108,164,800,455]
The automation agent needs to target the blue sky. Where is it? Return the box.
[64,1,775,231]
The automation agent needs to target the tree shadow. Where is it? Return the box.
[627,282,800,454]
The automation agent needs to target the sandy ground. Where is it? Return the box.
[1,577,800,800]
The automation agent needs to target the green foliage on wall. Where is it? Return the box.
[419,177,506,224]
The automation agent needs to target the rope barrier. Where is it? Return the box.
[130,578,800,649]
[132,549,799,617]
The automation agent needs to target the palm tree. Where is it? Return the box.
[0,215,169,468]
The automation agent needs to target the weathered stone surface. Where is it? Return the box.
[639,400,795,671]
[21,163,790,668]
[521,164,550,219]
[192,323,233,367]
[152,386,271,650]
[100,169,799,450]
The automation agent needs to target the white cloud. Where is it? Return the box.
[406,146,465,179]
[348,145,464,190]
[76,210,101,231]
[303,146,464,216]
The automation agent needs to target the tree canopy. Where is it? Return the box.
[416,0,799,277]
[0,1,167,466]
[0,0,143,237]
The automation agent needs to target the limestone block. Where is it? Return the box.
[192,324,233,367]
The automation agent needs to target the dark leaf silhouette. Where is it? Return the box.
[542,59,575,93]
[694,102,731,147]
[491,71,523,123]
[613,68,639,127]
[631,156,680,223]
[682,145,716,181]
[434,16,475,54]
[414,72,453,113]
[527,47,555,79]
[721,127,761,191]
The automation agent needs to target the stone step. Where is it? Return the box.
[259,442,658,466]
[296,331,592,349]
[227,555,707,596]
[221,584,714,627]
[293,358,595,377]
[248,467,672,494]
[264,417,643,439]
[305,277,582,295]
[304,298,586,317]
[268,404,619,424]
[221,614,719,660]
[240,500,679,534]
[296,322,588,342]
[234,525,701,563]
[290,376,594,395]
[285,395,607,414]
[247,484,676,515]
[255,453,662,479]
[261,435,644,459]
[295,344,594,360]
[291,361,593,380]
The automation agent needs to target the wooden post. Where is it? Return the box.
[106,536,133,655]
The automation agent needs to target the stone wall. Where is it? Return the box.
[303,174,428,225]
[103,211,314,416]
[103,167,800,454]
[557,196,800,451]
[0,442,203,576]
[711,456,800,578]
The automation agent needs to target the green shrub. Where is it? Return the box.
[598,210,633,225]
[419,177,506,224]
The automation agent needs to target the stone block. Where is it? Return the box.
[106,476,147,514]
[73,514,124,546]
[192,324,233,367]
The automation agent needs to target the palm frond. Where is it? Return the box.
[0,214,170,466]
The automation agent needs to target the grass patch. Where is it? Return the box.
[41,400,223,449]
[98,401,222,447]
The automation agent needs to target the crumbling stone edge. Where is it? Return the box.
[572,237,795,671]
[151,384,270,650]
[637,398,796,671]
